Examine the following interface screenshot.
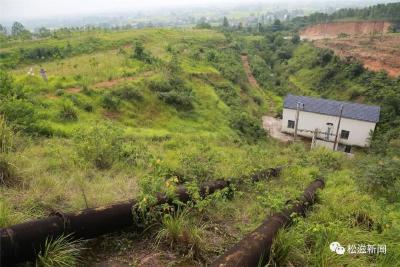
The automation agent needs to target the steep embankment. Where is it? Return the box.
[300,21,399,77]
[300,21,392,40]
[314,35,400,77]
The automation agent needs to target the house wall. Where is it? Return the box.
[282,108,376,147]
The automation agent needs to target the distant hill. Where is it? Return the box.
[292,2,400,32]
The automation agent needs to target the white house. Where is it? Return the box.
[281,94,380,153]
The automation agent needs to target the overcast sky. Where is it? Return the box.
[0,0,255,21]
[1,0,396,21]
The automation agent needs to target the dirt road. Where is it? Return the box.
[241,54,259,88]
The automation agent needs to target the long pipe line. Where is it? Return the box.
[210,178,325,267]
[1,167,282,265]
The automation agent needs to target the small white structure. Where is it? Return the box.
[281,94,380,153]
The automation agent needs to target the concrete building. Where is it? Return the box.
[281,94,380,153]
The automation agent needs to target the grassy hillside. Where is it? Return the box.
[1,27,400,266]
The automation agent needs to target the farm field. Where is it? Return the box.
[1,23,400,267]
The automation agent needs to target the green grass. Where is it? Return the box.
[1,27,399,267]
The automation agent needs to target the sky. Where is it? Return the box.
[0,0,252,21]
[1,0,396,22]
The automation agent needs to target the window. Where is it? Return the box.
[345,145,352,153]
[340,130,350,139]
[287,120,295,129]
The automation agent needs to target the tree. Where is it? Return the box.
[0,24,7,35]
[11,22,31,39]
[133,41,145,60]
[37,27,51,38]
[11,22,25,36]
[223,17,230,28]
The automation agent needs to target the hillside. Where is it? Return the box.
[1,25,400,267]
[313,34,400,77]
[299,21,392,40]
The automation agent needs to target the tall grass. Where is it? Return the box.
[36,235,84,267]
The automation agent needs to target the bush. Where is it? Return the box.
[74,123,122,169]
[179,145,218,183]
[58,102,78,121]
[101,93,121,111]
[82,102,93,112]
[0,98,37,133]
[114,84,143,101]
[357,157,400,202]
[230,111,265,142]
[119,142,149,166]
[0,70,13,96]
[159,90,194,111]
[149,76,194,110]
[55,89,64,96]
[213,82,240,107]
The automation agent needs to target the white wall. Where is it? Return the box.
[282,108,376,147]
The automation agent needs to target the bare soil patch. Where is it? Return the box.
[262,116,293,143]
[241,54,259,88]
[300,21,391,40]
[313,35,400,77]
[65,87,81,94]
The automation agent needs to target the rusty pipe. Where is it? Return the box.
[210,178,325,267]
[1,180,230,265]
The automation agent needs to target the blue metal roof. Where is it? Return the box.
[283,94,380,123]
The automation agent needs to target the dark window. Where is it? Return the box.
[340,130,350,139]
[345,145,352,153]
[287,120,295,129]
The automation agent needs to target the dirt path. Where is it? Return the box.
[47,71,154,99]
[241,54,259,88]
[262,116,293,143]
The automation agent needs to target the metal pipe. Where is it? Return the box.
[1,167,282,265]
[210,178,325,267]
[1,180,230,265]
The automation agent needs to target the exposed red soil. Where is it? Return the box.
[241,54,259,88]
[92,71,152,89]
[103,110,120,120]
[314,35,400,77]
[65,87,81,94]
[300,21,392,40]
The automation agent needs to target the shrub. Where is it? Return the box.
[159,89,194,111]
[0,98,37,133]
[149,76,194,110]
[230,111,265,142]
[132,41,153,63]
[101,93,121,111]
[55,89,64,96]
[213,82,240,107]
[82,102,93,112]
[0,69,13,96]
[357,157,400,202]
[36,235,83,267]
[179,145,218,183]
[114,84,143,101]
[119,142,149,166]
[74,123,122,169]
[58,102,78,121]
